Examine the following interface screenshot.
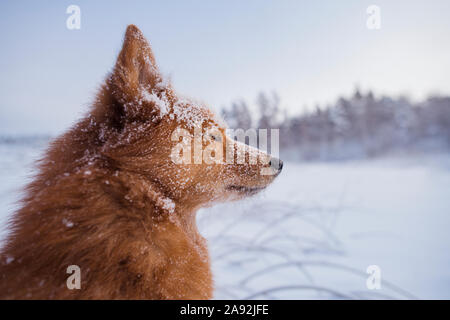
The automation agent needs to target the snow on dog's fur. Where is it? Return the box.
[0,25,282,299]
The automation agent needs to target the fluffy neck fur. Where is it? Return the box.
[0,125,213,299]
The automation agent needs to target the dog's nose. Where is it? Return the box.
[269,157,283,171]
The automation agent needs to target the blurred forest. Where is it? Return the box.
[221,89,450,161]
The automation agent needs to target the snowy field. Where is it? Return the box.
[1,139,450,299]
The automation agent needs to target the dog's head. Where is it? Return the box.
[96,25,282,210]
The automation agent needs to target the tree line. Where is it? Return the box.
[221,89,450,161]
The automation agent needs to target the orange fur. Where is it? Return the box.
[0,25,281,299]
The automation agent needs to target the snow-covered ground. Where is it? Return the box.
[1,139,449,299]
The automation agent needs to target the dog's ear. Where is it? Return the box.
[107,25,170,112]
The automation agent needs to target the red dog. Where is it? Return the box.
[0,25,282,299]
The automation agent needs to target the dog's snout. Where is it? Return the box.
[269,157,283,171]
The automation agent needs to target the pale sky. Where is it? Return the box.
[1,0,450,134]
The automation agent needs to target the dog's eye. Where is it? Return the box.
[210,134,222,142]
